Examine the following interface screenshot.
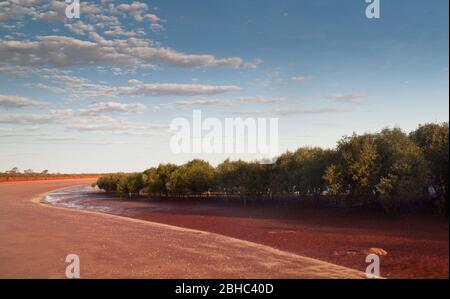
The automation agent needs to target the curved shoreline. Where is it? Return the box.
[36,183,450,278]
[0,179,366,278]
[33,186,211,236]
[34,184,366,277]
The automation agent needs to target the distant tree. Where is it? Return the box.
[167,160,215,196]
[144,164,178,197]
[116,173,144,199]
[94,122,447,215]
[324,129,429,213]
[374,128,428,213]
[216,159,238,193]
[41,169,49,175]
[323,164,342,196]
[410,122,449,212]
[96,174,121,193]
[142,167,157,194]
[324,133,379,205]
[166,166,189,195]
[184,159,215,194]
[270,152,297,195]
[238,161,264,198]
[9,167,19,174]
[292,147,335,197]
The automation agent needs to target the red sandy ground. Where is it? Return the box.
[78,195,449,279]
[0,179,365,278]
[1,180,447,278]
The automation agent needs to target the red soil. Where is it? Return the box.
[78,196,449,279]
[0,180,365,278]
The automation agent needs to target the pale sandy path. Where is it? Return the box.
[0,179,365,278]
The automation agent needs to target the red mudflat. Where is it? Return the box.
[72,193,449,279]
[0,180,366,278]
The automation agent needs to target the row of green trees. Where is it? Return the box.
[94,123,449,214]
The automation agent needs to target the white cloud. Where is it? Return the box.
[49,108,76,117]
[53,73,241,98]
[34,136,80,142]
[0,64,26,74]
[119,83,241,97]
[64,21,95,35]
[0,108,76,124]
[35,0,101,22]
[42,74,117,99]
[291,76,311,81]
[127,46,243,68]
[0,23,16,30]
[67,121,167,132]
[0,1,253,70]
[237,96,286,104]
[128,79,142,85]
[0,36,136,67]
[117,1,149,22]
[0,35,248,69]
[150,23,164,32]
[50,74,88,85]
[0,95,48,108]
[0,113,52,124]
[80,101,146,115]
[94,14,120,26]
[145,13,160,23]
[234,107,350,116]
[8,67,242,100]
[168,98,232,108]
[243,59,262,69]
[161,96,287,109]
[25,83,65,94]
[35,0,66,22]
[81,1,102,15]
[324,92,367,103]
[0,104,150,126]
[0,0,37,21]
[104,26,138,37]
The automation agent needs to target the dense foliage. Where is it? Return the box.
[93,123,449,214]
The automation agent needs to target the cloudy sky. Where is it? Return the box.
[0,0,448,173]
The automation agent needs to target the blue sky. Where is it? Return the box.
[0,0,448,173]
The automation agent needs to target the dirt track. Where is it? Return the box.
[0,179,365,278]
